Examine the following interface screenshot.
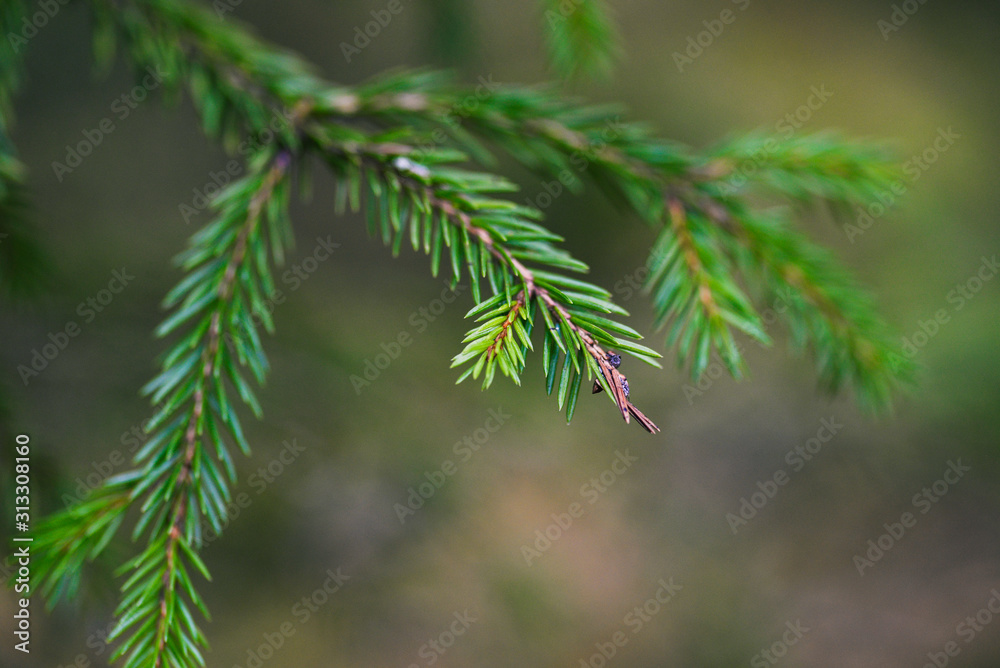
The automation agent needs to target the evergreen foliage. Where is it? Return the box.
[2,1,915,665]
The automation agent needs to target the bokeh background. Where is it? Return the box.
[2,0,999,666]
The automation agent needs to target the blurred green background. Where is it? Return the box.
[2,0,999,666]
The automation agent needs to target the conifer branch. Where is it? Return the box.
[117,152,290,668]
[650,196,765,379]
[703,131,901,204]
[322,139,661,422]
[33,148,294,667]
[726,210,915,408]
[318,78,910,406]
[539,0,621,80]
[32,480,134,604]
[7,1,920,665]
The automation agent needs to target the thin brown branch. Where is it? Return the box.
[667,196,719,318]
[350,145,658,431]
[484,292,524,361]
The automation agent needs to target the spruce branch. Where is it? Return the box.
[539,0,622,80]
[320,137,662,424]
[13,1,921,665]
[32,478,134,605]
[727,210,916,409]
[315,76,910,407]
[30,6,662,659]
[6,0,913,411]
[32,149,294,668]
[648,196,768,379]
[106,151,293,668]
[88,0,315,149]
[703,131,902,204]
